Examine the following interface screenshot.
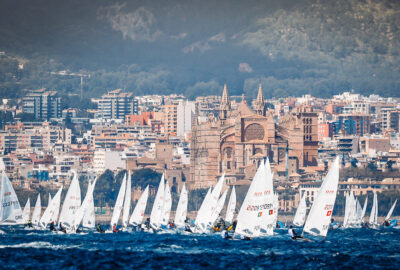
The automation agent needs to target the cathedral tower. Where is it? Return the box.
[253,84,266,116]
[219,84,231,121]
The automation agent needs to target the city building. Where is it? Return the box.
[177,100,195,137]
[22,89,62,120]
[97,89,138,120]
[189,84,318,189]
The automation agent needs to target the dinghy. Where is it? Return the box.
[193,187,212,233]
[129,185,149,228]
[150,174,165,231]
[59,172,81,229]
[235,161,270,238]
[110,174,127,230]
[369,191,379,229]
[32,194,41,227]
[174,184,188,228]
[82,180,96,229]
[210,189,227,228]
[303,157,339,237]
[293,191,307,227]
[72,179,97,232]
[0,172,23,225]
[384,199,397,227]
[259,159,275,236]
[40,186,63,228]
[161,180,172,228]
[195,174,225,233]
[122,174,131,230]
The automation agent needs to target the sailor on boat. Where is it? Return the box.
[49,221,56,231]
[288,225,303,240]
[226,220,237,232]
[113,223,119,233]
[25,220,33,228]
[184,219,193,233]
[213,215,225,232]
[96,224,105,233]
[58,223,66,233]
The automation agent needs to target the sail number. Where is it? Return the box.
[2,200,19,207]
[247,203,273,211]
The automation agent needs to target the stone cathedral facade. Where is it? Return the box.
[189,85,318,189]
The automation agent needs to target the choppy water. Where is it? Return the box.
[0,227,399,269]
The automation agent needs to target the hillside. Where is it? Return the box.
[0,0,399,100]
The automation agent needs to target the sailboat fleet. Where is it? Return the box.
[0,155,399,237]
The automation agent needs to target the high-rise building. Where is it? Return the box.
[163,104,178,136]
[177,100,195,137]
[22,89,62,120]
[98,89,138,120]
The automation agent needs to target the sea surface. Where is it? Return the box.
[0,227,399,269]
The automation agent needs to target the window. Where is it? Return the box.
[173,177,176,184]
[227,161,231,170]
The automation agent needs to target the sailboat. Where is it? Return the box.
[293,191,307,227]
[360,197,368,225]
[150,174,165,230]
[369,191,379,229]
[225,186,236,225]
[235,161,270,238]
[174,184,188,228]
[129,185,149,227]
[161,180,172,227]
[82,181,96,229]
[122,174,132,229]
[303,157,339,237]
[22,198,31,224]
[384,199,397,227]
[110,174,127,230]
[0,172,23,225]
[195,174,225,233]
[73,179,97,231]
[210,189,228,228]
[40,186,63,228]
[259,159,275,236]
[194,187,212,233]
[59,172,81,228]
[32,194,41,227]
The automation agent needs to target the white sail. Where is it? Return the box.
[259,159,275,236]
[210,189,228,225]
[235,162,269,238]
[293,191,307,227]
[360,197,368,221]
[174,184,188,228]
[369,191,378,226]
[161,180,172,226]
[22,198,31,224]
[110,174,127,227]
[385,199,397,221]
[32,194,41,226]
[355,198,362,225]
[150,174,165,229]
[194,187,212,232]
[207,174,225,227]
[48,193,52,206]
[74,179,97,229]
[129,185,149,226]
[345,191,357,227]
[40,186,63,227]
[225,186,236,224]
[0,171,23,224]
[122,174,131,228]
[82,180,96,228]
[303,157,339,237]
[59,172,81,228]
[343,192,350,227]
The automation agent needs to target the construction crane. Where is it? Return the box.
[50,70,90,100]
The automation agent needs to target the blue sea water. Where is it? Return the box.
[0,227,399,269]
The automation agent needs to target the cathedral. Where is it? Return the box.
[188,85,318,189]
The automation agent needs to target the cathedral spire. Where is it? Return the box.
[254,83,266,116]
[219,84,231,120]
[256,83,264,103]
